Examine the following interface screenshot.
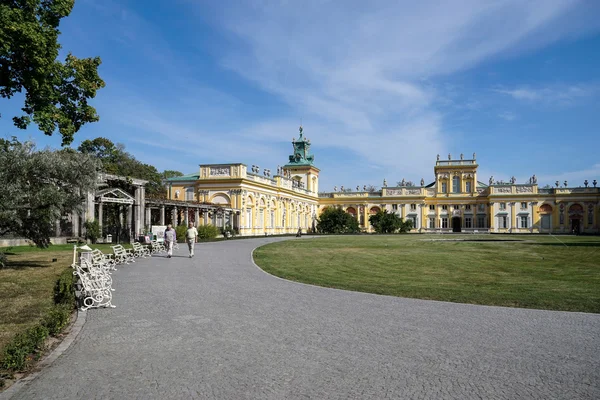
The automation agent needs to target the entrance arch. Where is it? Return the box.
[569,204,584,234]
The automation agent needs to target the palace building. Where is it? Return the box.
[167,127,600,235]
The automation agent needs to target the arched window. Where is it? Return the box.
[453,176,460,193]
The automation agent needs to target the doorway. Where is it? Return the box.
[452,217,461,233]
[570,218,581,234]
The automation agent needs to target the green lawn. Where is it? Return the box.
[0,244,116,352]
[253,235,600,313]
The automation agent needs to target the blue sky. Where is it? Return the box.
[2,0,600,190]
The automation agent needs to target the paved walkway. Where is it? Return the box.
[7,237,600,399]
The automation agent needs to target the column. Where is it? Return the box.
[159,206,165,225]
[185,207,190,226]
[98,202,103,234]
[72,211,80,237]
[127,205,133,235]
[204,210,209,225]
[55,219,61,238]
[145,207,151,231]
[171,207,178,226]
[194,209,200,227]
[134,187,141,235]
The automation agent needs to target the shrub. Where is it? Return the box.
[175,224,187,242]
[54,268,76,306]
[1,325,49,371]
[0,252,6,269]
[197,224,220,240]
[84,219,101,244]
[43,304,72,336]
[221,225,235,239]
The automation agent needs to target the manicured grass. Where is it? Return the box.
[253,235,600,313]
[0,244,115,352]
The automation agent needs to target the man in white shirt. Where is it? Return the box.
[186,222,198,258]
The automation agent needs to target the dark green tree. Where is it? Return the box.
[78,137,182,198]
[0,0,105,145]
[0,138,99,248]
[317,207,360,234]
[368,210,413,233]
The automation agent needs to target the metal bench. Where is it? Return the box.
[111,244,135,264]
[132,242,151,258]
[72,258,115,310]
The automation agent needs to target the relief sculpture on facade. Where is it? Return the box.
[210,166,231,177]
[516,186,533,193]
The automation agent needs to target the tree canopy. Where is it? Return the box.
[0,0,105,145]
[78,137,179,198]
[317,207,360,234]
[0,138,99,247]
[368,210,412,234]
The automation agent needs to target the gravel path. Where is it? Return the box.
[7,237,600,399]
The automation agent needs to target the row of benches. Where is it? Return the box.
[72,242,160,311]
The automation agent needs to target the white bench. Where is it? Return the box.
[111,244,135,264]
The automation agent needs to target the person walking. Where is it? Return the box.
[164,224,176,258]
[186,222,198,258]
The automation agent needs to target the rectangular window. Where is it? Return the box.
[520,216,528,228]
[453,176,460,193]
[478,203,485,212]
[465,217,472,228]
[500,203,506,210]
[429,204,435,211]
[521,202,527,210]
[270,211,275,228]
[442,218,448,228]
[246,208,252,228]
[477,216,485,228]
[392,204,398,210]
[185,188,195,201]
[442,205,448,210]
[429,217,435,228]
[466,181,472,192]
[410,204,416,211]
[442,182,447,193]
[501,216,507,228]
[411,217,417,228]
[465,204,471,210]
[453,205,459,210]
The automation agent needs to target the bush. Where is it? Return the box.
[0,251,6,269]
[221,225,236,239]
[43,304,72,336]
[1,325,49,371]
[54,268,76,306]
[197,224,220,240]
[84,219,101,244]
[175,224,187,242]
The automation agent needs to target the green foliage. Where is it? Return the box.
[53,267,76,305]
[368,210,412,233]
[0,0,105,146]
[221,225,236,238]
[175,225,187,242]
[78,137,180,198]
[317,207,360,234]
[0,251,6,269]
[1,325,49,371]
[0,138,99,247]
[197,224,220,240]
[42,304,72,336]
[84,219,101,244]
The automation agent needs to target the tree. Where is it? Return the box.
[317,207,360,234]
[0,0,105,146]
[368,210,412,233]
[0,138,99,247]
[162,170,184,180]
[78,137,174,198]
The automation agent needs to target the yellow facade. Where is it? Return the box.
[167,131,599,235]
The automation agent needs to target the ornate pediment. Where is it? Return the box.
[96,188,135,204]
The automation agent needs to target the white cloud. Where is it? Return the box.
[498,111,517,121]
[198,0,596,188]
[494,84,597,105]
